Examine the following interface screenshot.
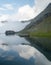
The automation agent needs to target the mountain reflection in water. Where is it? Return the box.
[0,34,51,65]
[25,37,51,61]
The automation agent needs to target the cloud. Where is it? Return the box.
[0,4,14,11]
[9,5,34,21]
[0,4,34,22]
[0,14,9,22]
[34,0,51,13]
[0,0,51,22]
[3,4,14,10]
[17,5,34,20]
[9,0,51,21]
[0,7,5,11]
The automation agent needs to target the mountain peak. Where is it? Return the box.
[42,3,51,14]
[46,3,51,10]
[46,3,51,9]
[48,3,51,7]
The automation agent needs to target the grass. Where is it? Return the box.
[29,32,51,37]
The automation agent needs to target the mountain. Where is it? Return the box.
[19,3,51,51]
[21,3,51,34]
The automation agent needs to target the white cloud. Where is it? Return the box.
[9,0,51,21]
[34,0,51,14]
[9,5,34,21]
[0,4,14,11]
[0,0,51,22]
[17,5,34,20]
[3,4,14,10]
[9,5,38,21]
[0,7,5,11]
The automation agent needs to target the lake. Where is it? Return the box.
[0,34,51,65]
[0,21,51,65]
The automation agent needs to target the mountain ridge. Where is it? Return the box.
[22,3,51,31]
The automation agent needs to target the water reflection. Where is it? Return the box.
[25,37,51,61]
[0,34,30,45]
[0,16,51,65]
[0,45,51,65]
[0,34,51,65]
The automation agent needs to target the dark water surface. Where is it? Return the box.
[25,37,51,61]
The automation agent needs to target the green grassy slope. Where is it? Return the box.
[29,16,51,37]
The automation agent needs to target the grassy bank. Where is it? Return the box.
[29,32,51,37]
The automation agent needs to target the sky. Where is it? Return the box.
[0,0,34,21]
[0,0,34,15]
[0,0,51,22]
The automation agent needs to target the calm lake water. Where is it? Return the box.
[0,22,51,65]
[0,34,51,65]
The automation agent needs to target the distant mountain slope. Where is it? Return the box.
[21,3,51,34]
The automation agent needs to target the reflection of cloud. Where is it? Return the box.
[0,22,4,27]
[0,14,9,22]
[0,45,51,65]
[0,45,9,51]
[5,56,15,61]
